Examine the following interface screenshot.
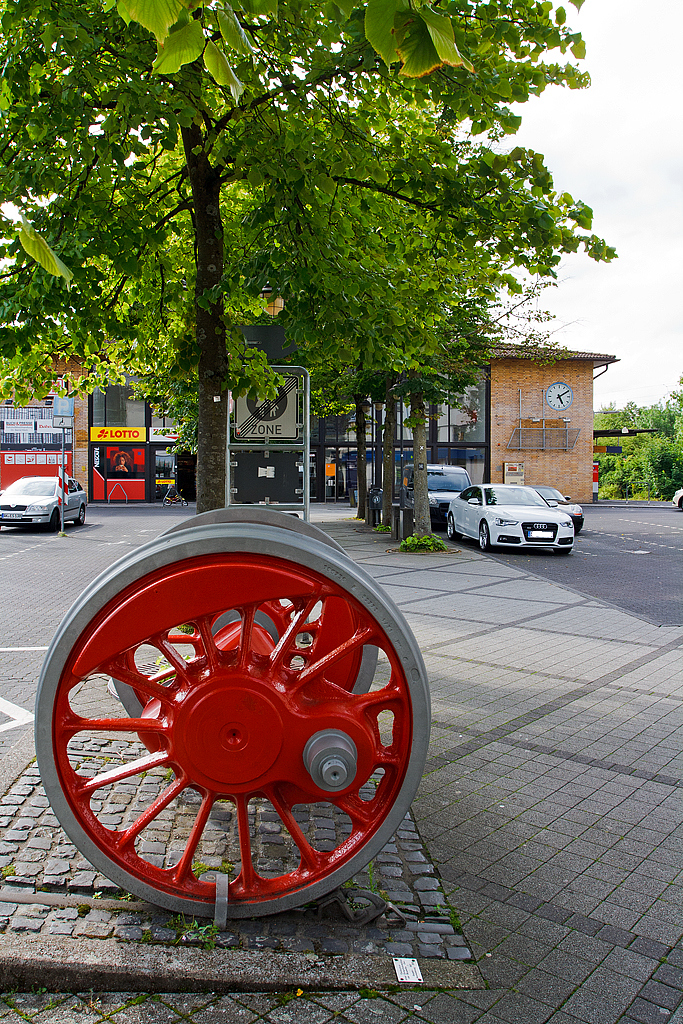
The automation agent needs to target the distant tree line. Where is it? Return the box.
[594,384,683,500]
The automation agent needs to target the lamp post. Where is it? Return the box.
[373,402,384,489]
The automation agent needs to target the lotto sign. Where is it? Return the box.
[234,377,299,440]
[90,427,147,442]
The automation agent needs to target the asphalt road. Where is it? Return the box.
[451,502,682,626]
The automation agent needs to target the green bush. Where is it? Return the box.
[399,534,448,553]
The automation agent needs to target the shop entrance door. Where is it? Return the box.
[324,448,355,502]
[154,450,176,501]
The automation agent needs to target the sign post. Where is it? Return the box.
[228,368,310,519]
[52,397,74,534]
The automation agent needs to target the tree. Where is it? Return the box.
[0,0,613,512]
[594,397,683,500]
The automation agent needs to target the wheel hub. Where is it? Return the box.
[177,683,284,788]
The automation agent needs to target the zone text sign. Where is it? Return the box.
[234,377,299,440]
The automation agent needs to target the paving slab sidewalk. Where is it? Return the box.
[0,507,681,1023]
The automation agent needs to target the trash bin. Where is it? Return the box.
[367,487,383,526]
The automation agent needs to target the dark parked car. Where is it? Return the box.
[531,485,584,534]
[0,475,87,531]
[403,464,472,527]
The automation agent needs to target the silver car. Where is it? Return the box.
[0,475,87,531]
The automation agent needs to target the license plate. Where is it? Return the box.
[2,512,22,519]
[529,530,553,538]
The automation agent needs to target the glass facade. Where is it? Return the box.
[311,379,490,501]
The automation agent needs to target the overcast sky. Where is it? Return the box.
[508,0,683,412]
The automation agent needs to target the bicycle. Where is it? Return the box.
[162,487,188,507]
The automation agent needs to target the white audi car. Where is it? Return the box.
[673,487,683,510]
[447,484,575,554]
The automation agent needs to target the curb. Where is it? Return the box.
[0,727,35,797]
[0,934,483,993]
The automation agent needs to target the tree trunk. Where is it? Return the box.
[382,378,397,527]
[355,396,368,519]
[182,122,227,513]
[410,391,432,537]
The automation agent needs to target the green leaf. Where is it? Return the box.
[395,12,442,78]
[120,0,183,42]
[40,23,58,49]
[117,0,132,25]
[570,38,586,59]
[204,40,244,100]
[218,6,254,56]
[237,0,277,16]
[419,7,473,72]
[333,0,355,17]
[18,216,73,290]
[152,19,204,74]
[364,0,403,68]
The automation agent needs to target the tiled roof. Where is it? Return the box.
[490,343,618,366]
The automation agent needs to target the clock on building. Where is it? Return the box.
[546,382,574,412]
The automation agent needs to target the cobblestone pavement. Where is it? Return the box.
[0,989,496,1022]
[0,759,466,960]
[1,504,682,1022]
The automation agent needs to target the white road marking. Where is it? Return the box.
[0,646,49,652]
[0,696,34,733]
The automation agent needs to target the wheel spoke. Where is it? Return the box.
[269,594,322,673]
[233,793,256,892]
[105,657,179,703]
[77,751,170,794]
[266,786,322,873]
[153,635,196,681]
[335,792,374,829]
[63,715,167,739]
[196,614,221,672]
[116,773,188,848]
[238,604,256,668]
[295,626,375,687]
[170,789,215,885]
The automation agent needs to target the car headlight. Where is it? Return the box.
[26,504,49,513]
[494,517,518,527]
[428,495,438,506]
[561,518,573,527]
[570,505,582,515]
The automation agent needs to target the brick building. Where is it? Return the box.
[488,346,618,503]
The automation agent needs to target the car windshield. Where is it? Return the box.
[427,471,469,492]
[484,486,547,507]
[534,486,565,502]
[3,478,57,497]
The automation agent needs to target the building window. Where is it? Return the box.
[437,381,487,444]
[92,380,145,427]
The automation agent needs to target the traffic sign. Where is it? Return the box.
[52,415,73,428]
[234,376,299,439]
[53,396,74,418]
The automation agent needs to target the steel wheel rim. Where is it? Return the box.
[479,522,489,551]
[36,524,429,918]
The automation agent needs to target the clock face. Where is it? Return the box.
[546,382,573,411]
